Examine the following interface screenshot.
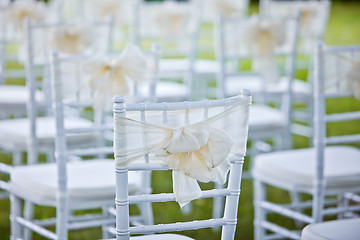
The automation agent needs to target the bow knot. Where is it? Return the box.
[83,45,147,110]
[49,25,93,55]
[154,1,190,38]
[155,122,233,207]
[243,17,286,83]
[8,0,46,27]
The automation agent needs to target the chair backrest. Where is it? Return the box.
[49,44,159,238]
[49,43,160,158]
[23,18,113,165]
[131,0,200,60]
[113,91,252,239]
[217,14,299,90]
[217,14,299,130]
[312,43,360,221]
[260,0,330,51]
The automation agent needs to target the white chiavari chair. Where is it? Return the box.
[260,0,331,55]
[217,14,301,162]
[0,18,114,239]
[260,0,332,136]
[111,89,251,239]
[9,45,158,239]
[0,0,51,119]
[192,0,251,99]
[0,17,113,165]
[252,43,360,240]
[132,0,221,101]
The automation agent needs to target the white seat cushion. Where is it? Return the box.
[249,105,287,132]
[139,81,189,102]
[10,160,142,206]
[253,146,360,189]
[225,75,311,97]
[301,218,360,240]
[0,85,44,110]
[159,59,220,76]
[0,116,97,150]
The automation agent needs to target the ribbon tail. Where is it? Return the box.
[172,170,202,208]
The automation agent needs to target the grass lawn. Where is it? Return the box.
[0,1,360,240]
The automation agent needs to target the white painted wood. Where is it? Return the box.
[113,90,251,240]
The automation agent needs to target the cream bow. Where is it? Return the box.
[212,0,243,17]
[299,7,318,37]
[83,45,147,110]
[347,62,360,99]
[115,119,233,207]
[154,1,190,38]
[8,0,46,27]
[243,17,286,83]
[49,25,93,55]
[91,0,121,18]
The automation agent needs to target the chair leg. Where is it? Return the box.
[10,194,22,240]
[102,206,111,239]
[254,179,266,240]
[24,201,34,240]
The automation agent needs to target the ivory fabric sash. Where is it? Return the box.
[242,17,286,84]
[83,44,147,110]
[153,1,191,39]
[114,96,251,207]
[49,25,94,55]
[8,0,47,27]
[322,52,360,99]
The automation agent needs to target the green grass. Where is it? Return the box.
[1,2,360,240]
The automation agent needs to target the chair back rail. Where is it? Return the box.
[113,90,252,239]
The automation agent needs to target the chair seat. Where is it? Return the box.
[301,218,360,240]
[159,59,220,76]
[225,75,311,97]
[139,81,189,102]
[0,85,44,112]
[9,159,142,207]
[0,116,97,150]
[253,146,360,189]
[249,105,287,133]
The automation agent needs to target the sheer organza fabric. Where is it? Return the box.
[137,1,197,54]
[114,96,251,206]
[18,22,110,65]
[223,16,295,84]
[52,45,156,111]
[322,50,360,98]
[263,1,328,39]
